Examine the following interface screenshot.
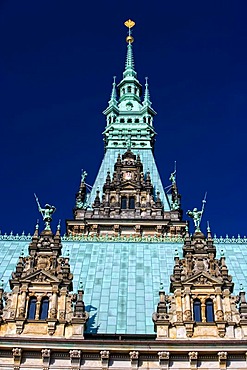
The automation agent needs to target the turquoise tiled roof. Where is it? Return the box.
[0,238,246,334]
[89,148,171,211]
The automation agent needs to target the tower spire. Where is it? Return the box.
[108,76,117,106]
[143,77,152,106]
[123,19,137,78]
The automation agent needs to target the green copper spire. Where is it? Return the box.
[143,77,152,106]
[108,76,117,106]
[123,43,137,79]
[103,21,157,151]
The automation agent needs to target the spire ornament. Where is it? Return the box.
[34,194,56,231]
[187,192,207,233]
[124,19,135,44]
[144,77,152,106]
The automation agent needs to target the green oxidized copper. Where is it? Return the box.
[102,31,157,151]
[187,193,207,232]
[34,193,56,231]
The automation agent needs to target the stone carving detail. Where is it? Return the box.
[158,351,169,360]
[218,352,227,360]
[129,351,139,360]
[41,349,50,358]
[70,350,81,358]
[100,350,110,359]
[189,351,198,360]
[12,348,22,357]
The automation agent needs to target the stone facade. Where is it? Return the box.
[67,149,185,238]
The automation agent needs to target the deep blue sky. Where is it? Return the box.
[1,1,247,237]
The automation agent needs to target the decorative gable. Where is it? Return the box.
[153,227,247,339]
[0,221,88,337]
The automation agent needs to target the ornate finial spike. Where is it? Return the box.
[66,249,70,257]
[124,19,135,43]
[174,249,179,257]
[20,249,24,257]
[221,249,225,257]
[36,219,39,230]
[240,283,244,292]
[79,281,84,290]
[159,282,164,291]
[57,219,61,230]
[207,221,210,232]
[0,279,3,288]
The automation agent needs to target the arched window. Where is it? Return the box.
[143,117,146,123]
[135,119,139,123]
[120,118,125,123]
[193,299,202,322]
[205,299,214,322]
[122,88,125,94]
[121,196,127,209]
[39,297,49,320]
[127,119,132,123]
[27,297,37,320]
[129,196,135,209]
[127,86,131,93]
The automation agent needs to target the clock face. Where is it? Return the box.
[124,171,132,180]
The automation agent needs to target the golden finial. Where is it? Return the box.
[124,19,135,43]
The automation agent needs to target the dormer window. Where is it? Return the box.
[193,299,202,322]
[27,297,37,320]
[121,196,127,209]
[205,299,214,322]
[129,196,135,209]
[40,297,49,320]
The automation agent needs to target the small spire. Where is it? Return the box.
[143,77,152,106]
[108,76,118,106]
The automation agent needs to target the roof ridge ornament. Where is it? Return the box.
[187,192,207,233]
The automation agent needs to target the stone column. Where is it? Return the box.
[201,298,206,323]
[35,296,41,320]
[18,290,27,318]
[50,289,58,319]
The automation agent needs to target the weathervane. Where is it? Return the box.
[124,19,135,43]
[187,192,207,233]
